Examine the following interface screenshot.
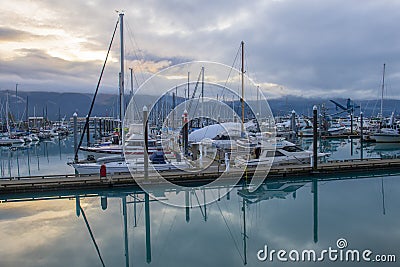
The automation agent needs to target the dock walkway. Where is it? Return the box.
[1,158,400,194]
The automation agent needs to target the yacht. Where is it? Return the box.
[235,138,329,167]
[370,128,400,143]
[70,152,191,175]
[79,133,162,158]
[0,136,25,146]
[367,65,400,143]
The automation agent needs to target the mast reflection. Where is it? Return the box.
[1,169,398,266]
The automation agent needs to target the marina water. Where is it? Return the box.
[1,137,399,266]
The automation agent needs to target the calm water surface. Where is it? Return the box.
[2,137,399,178]
[0,137,399,266]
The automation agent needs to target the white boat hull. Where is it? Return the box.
[0,138,25,146]
[71,160,190,174]
[235,151,328,167]
[370,133,400,143]
[327,126,347,136]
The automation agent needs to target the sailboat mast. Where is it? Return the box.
[129,67,134,100]
[6,91,10,136]
[201,66,204,126]
[15,83,18,124]
[119,12,125,144]
[257,85,261,116]
[26,96,28,130]
[241,41,245,133]
[381,63,385,119]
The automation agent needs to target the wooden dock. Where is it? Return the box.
[1,158,400,195]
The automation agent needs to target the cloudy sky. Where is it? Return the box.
[1,0,400,99]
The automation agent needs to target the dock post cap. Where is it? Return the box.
[291,110,296,114]
[143,106,148,112]
[360,111,363,115]
[73,112,78,117]
[313,105,317,111]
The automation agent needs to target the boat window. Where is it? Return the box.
[148,141,157,146]
[265,151,275,157]
[275,151,285,157]
[213,135,230,140]
[282,146,303,152]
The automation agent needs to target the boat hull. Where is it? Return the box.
[71,161,190,174]
[0,138,25,146]
[370,133,400,143]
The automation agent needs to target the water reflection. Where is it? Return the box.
[1,170,399,267]
[0,137,75,178]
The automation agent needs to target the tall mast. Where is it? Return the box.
[119,12,125,144]
[201,67,204,126]
[257,85,261,116]
[241,41,245,133]
[380,63,385,120]
[6,91,10,136]
[15,83,18,124]
[187,72,190,100]
[25,96,29,130]
[129,67,134,100]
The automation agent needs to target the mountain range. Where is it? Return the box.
[0,90,398,121]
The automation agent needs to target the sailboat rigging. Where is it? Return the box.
[370,63,400,143]
[0,91,24,146]
[71,13,189,174]
[73,17,120,161]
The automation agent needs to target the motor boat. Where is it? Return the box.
[235,138,329,167]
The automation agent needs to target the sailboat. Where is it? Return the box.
[370,64,400,143]
[70,13,127,174]
[70,14,187,174]
[0,92,24,146]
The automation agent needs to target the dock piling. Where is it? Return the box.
[350,112,353,135]
[145,193,152,263]
[143,106,149,179]
[73,112,78,163]
[86,115,90,146]
[291,110,296,133]
[360,112,364,161]
[183,110,189,156]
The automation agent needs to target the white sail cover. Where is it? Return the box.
[188,122,243,142]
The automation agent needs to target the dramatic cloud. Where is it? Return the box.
[1,0,400,99]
